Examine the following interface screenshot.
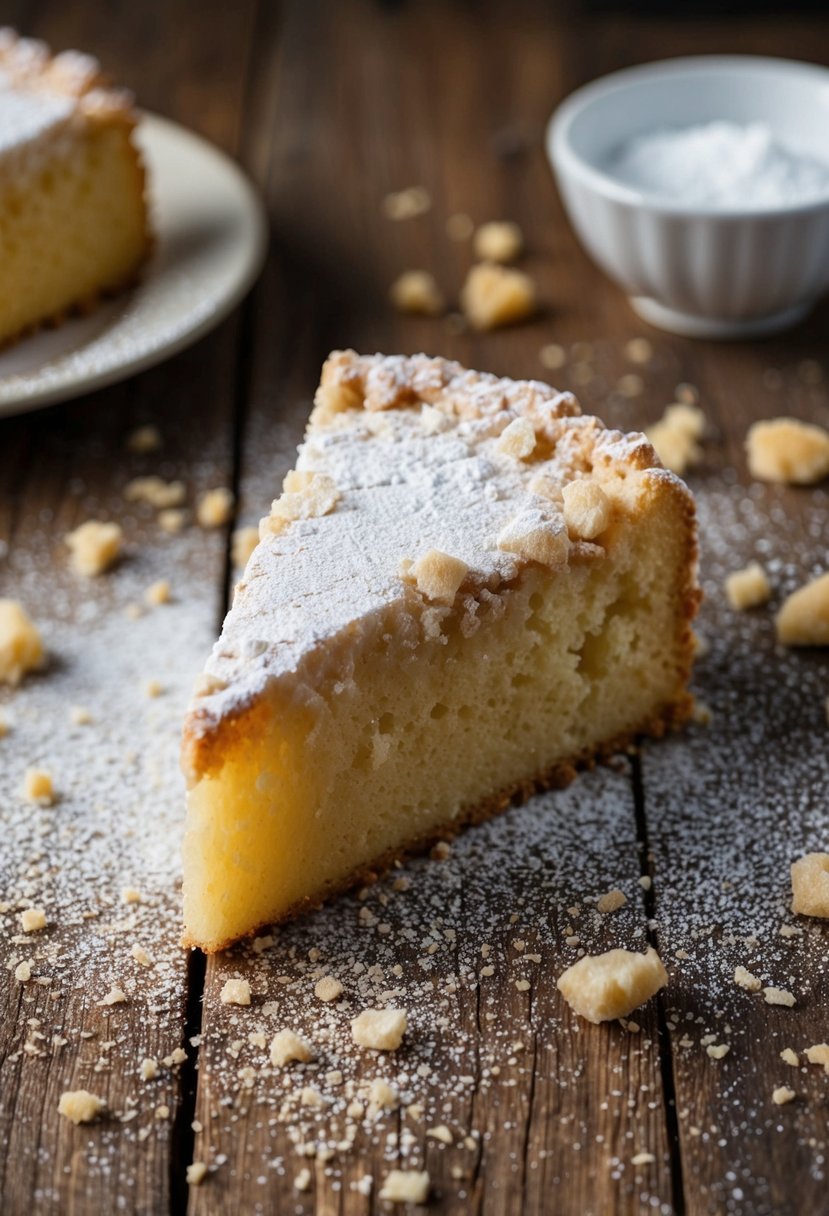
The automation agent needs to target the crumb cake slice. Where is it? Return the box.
[182,351,699,951]
[0,29,149,346]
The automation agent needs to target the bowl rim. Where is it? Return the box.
[547,54,829,221]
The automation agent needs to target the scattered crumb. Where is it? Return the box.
[125,476,186,509]
[186,1162,208,1186]
[140,1058,158,1081]
[314,976,344,1002]
[158,508,187,534]
[639,875,652,891]
[776,573,829,647]
[232,526,259,569]
[772,1086,796,1105]
[539,343,566,371]
[23,768,55,806]
[746,417,829,484]
[631,1151,656,1165]
[14,960,32,983]
[427,1124,453,1144]
[0,600,44,685]
[270,1029,314,1066]
[58,1090,104,1124]
[390,270,445,317]
[220,978,251,1006]
[144,579,171,606]
[351,1008,408,1051]
[197,487,234,529]
[646,402,706,475]
[763,986,795,1007]
[624,338,653,365]
[69,705,93,725]
[805,1043,829,1073]
[126,424,162,454]
[98,985,127,1007]
[473,220,523,263]
[706,1044,730,1060]
[121,887,142,905]
[460,262,535,330]
[557,947,667,1023]
[725,562,772,611]
[293,1167,312,1192]
[780,1048,799,1067]
[20,907,47,933]
[379,1170,430,1204]
[596,888,626,914]
[131,944,153,967]
[383,186,431,220]
[144,680,164,698]
[734,965,762,992]
[790,852,829,917]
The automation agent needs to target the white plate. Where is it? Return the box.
[0,112,267,417]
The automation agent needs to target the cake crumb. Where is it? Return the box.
[772,1086,796,1105]
[20,907,46,933]
[497,416,536,459]
[158,508,187,534]
[23,768,55,806]
[144,579,171,606]
[639,876,652,891]
[69,705,93,725]
[314,976,343,1002]
[410,549,468,605]
[220,978,251,1006]
[805,1043,829,1073]
[66,520,123,576]
[293,1167,312,1192]
[734,965,762,992]
[368,1078,399,1111]
[15,960,32,983]
[473,220,523,263]
[460,262,535,330]
[99,985,127,1006]
[763,986,795,1007]
[390,270,444,317]
[562,481,611,541]
[776,573,829,646]
[270,1029,314,1066]
[780,1048,799,1067]
[193,673,227,697]
[427,1124,453,1144]
[0,600,44,685]
[186,1162,208,1186]
[351,1008,408,1051]
[58,1090,104,1124]
[197,487,234,529]
[790,852,829,917]
[125,476,186,509]
[383,186,431,220]
[131,944,153,968]
[379,1170,430,1204]
[646,403,705,475]
[144,680,164,698]
[631,1151,656,1165]
[126,424,162,453]
[706,1044,730,1060]
[596,888,626,914]
[140,1058,158,1081]
[725,562,771,611]
[232,526,259,569]
[121,886,142,904]
[746,417,829,484]
[557,947,667,1023]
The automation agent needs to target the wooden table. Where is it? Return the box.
[2,2,828,1212]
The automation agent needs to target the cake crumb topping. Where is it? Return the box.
[496,508,569,569]
[496,416,537,459]
[562,481,611,540]
[410,549,468,604]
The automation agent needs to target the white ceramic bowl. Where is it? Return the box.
[547,56,829,338]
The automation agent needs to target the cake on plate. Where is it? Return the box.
[182,351,699,952]
[0,28,149,347]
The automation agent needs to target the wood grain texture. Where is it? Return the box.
[0,2,257,1214]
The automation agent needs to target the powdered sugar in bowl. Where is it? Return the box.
[547,56,829,338]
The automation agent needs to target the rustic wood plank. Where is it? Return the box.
[0,2,258,1213]
[191,3,676,1213]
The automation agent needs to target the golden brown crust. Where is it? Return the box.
[183,692,694,954]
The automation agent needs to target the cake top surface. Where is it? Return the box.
[185,351,688,753]
[0,27,134,153]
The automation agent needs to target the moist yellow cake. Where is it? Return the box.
[0,29,149,346]
[182,351,699,952]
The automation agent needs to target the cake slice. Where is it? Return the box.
[182,351,699,951]
[0,29,149,346]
